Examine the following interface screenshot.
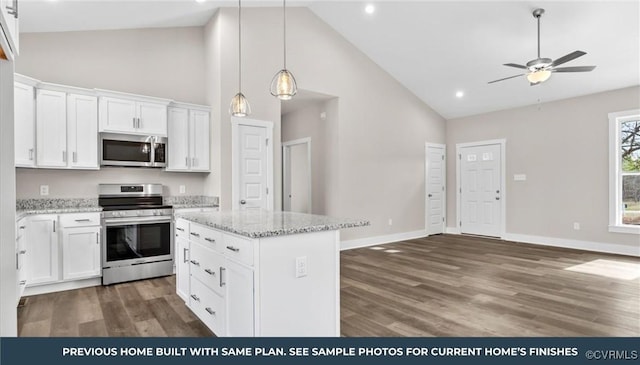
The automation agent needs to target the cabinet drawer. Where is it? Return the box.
[175,219,189,240]
[189,276,225,336]
[59,213,101,228]
[16,218,27,240]
[189,224,223,252]
[189,241,224,296]
[223,234,254,266]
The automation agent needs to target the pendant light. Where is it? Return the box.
[230,0,251,117]
[270,0,297,100]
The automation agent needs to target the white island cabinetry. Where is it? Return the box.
[175,210,368,337]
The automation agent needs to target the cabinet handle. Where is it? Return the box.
[53,221,56,232]
[190,232,200,238]
[190,294,200,302]
[176,227,185,232]
[28,148,34,161]
[73,151,77,163]
[192,157,196,167]
[185,157,189,167]
[6,0,17,18]
[19,226,25,230]
[19,280,26,285]
[19,250,26,255]
[205,307,215,315]
[133,117,136,128]
[62,151,67,162]
[204,237,215,243]
[75,219,91,222]
[137,118,141,129]
[96,232,100,245]
[190,259,200,266]
[220,267,226,287]
[226,245,239,252]
[204,268,215,276]
[183,248,189,263]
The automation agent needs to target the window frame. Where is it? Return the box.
[609,109,640,234]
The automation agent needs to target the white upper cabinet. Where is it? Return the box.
[0,0,19,60]
[190,109,210,172]
[14,80,35,167]
[98,91,170,136]
[167,107,190,171]
[67,94,98,169]
[36,89,67,168]
[167,103,210,172]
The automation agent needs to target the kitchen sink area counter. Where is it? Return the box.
[175,211,368,337]
[175,210,369,238]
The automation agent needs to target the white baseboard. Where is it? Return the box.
[446,227,460,234]
[341,229,428,251]
[23,277,101,297]
[502,233,640,257]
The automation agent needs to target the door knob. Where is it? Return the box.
[240,200,246,205]
[428,194,433,198]
[495,197,500,200]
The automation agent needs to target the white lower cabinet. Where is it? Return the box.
[25,215,59,286]
[176,236,190,302]
[62,226,101,280]
[16,218,27,305]
[223,258,254,336]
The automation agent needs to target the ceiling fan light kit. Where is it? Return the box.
[488,8,596,86]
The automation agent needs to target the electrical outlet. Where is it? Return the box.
[388,218,393,226]
[40,185,49,196]
[295,256,308,278]
[179,185,186,194]
[573,222,581,230]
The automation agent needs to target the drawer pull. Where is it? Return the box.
[226,246,240,252]
[220,267,226,287]
[19,280,26,285]
[190,260,200,266]
[204,237,216,243]
[190,232,200,237]
[183,248,189,263]
[204,268,215,276]
[205,307,215,315]
[176,227,185,232]
[190,294,200,302]
[19,250,26,255]
[19,226,25,230]
[74,219,91,222]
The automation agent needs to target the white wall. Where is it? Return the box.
[14,27,209,199]
[446,86,640,252]
[204,8,446,240]
[0,61,17,336]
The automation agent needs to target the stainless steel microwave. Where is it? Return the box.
[100,133,167,168]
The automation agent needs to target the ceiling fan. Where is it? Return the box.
[488,8,596,86]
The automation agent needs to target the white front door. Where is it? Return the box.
[426,144,445,235]
[236,123,269,211]
[460,143,502,237]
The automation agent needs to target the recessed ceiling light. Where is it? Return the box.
[365,4,375,15]
[455,91,464,98]
[195,0,206,3]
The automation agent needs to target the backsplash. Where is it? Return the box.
[165,195,219,208]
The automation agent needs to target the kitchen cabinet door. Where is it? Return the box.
[67,94,98,169]
[176,237,190,302]
[16,219,27,304]
[190,110,210,172]
[14,82,35,167]
[224,259,254,336]
[99,97,137,133]
[36,89,67,168]
[167,107,190,171]
[137,101,167,136]
[26,215,59,286]
[0,0,19,59]
[62,226,101,280]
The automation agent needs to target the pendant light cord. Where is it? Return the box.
[536,14,540,59]
[239,0,242,93]
[283,0,287,69]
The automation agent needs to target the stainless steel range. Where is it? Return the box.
[99,184,173,285]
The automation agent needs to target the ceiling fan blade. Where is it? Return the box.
[550,50,586,67]
[552,65,596,73]
[503,63,527,69]
[488,74,525,84]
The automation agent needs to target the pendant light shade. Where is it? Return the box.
[270,0,297,100]
[230,0,251,117]
[526,69,552,84]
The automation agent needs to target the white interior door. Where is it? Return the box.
[237,124,269,211]
[426,144,445,235]
[283,139,311,214]
[460,143,502,237]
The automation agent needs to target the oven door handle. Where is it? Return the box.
[103,217,172,226]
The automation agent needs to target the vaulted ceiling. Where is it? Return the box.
[20,1,640,119]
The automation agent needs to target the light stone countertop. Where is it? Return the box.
[175,210,370,239]
[16,198,102,220]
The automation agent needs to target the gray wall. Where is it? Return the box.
[15,27,209,198]
[204,8,446,240]
[446,86,640,249]
[282,99,332,215]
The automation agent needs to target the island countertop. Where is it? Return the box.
[175,210,369,238]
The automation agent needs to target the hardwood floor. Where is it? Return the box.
[18,234,640,337]
[340,234,640,337]
[18,276,214,337]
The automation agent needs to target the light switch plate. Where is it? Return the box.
[179,185,186,194]
[295,256,308,278]
[40,185,49,196]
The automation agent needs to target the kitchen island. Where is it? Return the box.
[174,210,368,337]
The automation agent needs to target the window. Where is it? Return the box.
[609,109,640,234]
